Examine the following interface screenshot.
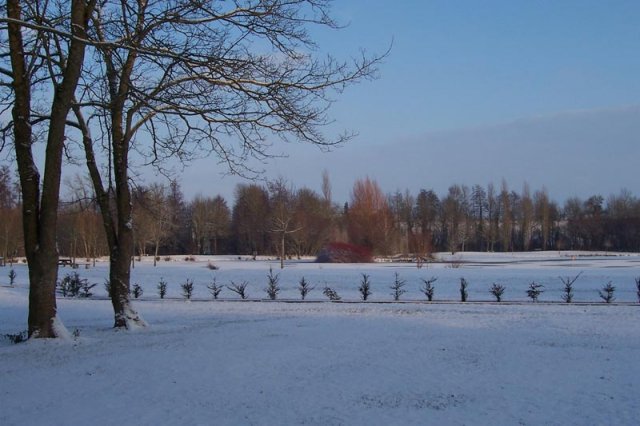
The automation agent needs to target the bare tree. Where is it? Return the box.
[442,185,468,253]
[348,177,393,254]
[470,184,487,251]
[415,189,439,263]
[499,180,512,252]
[486,183,498,252]
[191,195,230,255]
[0,165,21,264]
[132,186,154,260]
[290,187,333,257]
[268,178,300,269]
[67,1,383,329]
[521,183,534,251]
[1,0,96,337]
[232,184,270,256]
[59,174,105,264]
[150,184,174,266]
[535,188,552,250]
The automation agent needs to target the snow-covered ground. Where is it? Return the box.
[1,252,639,425]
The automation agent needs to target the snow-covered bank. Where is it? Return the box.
[1,300,638,425]
[1,252,639,425]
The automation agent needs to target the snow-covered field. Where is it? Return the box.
[1,252,639,425]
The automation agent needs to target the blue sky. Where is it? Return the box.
[143,1,640,202]
[320,0,640,138]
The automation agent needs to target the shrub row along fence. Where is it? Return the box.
[46,270,640,304]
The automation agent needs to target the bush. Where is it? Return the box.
[358,273,372,301]
[181,279,194,300]
[58,272,96,298]
[316,242,373,263]
[559,272,582,303]
[207,278,224,299]
[184,256,196,262]
[265,267,281,300]
[157,278,168,299]
[390,272,406,301]
[2,331,27,344]
[322,286,341,301]
[298,277,315,300]
[526,282,544,302]
[132,283,143,299]
[490,283,506,302]
[635,277,640,303]
[80,280,96,298]
[163,256,171,262]
[459,278,469,302]
[598,281,615,303]
[228,281,249,299]
[8,268,16,286]
[420,277,437,301]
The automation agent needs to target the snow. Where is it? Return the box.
[51,315,72,340]
[1,252,639,425]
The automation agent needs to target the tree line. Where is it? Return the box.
[2,168,639,263]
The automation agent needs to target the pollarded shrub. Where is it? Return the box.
[181,279,194,300]
[526,282,544,302]
[559,272,582,303]
[322,286,341,301]
[390,272,406,301]
[459,278,469,302]
[490,283,506,302]
[420,277,437,301]
[228,281,249,299]
[207,278,224,299]
[298,277,315,300]
[265,267,280,300]
[598,281,615,303]
[157,278,168,299]
[359,273,372,301]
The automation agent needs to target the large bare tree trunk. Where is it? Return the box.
[74,105,145,329]
[108,84,145,329]
[6,0,95,337]
[110,230,143,328]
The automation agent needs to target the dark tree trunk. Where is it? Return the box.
[7,0,95,338]
[108,90,145,328]
[74,102,145,329]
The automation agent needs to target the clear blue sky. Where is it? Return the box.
[155,1,640,203]
[324,0,640,136]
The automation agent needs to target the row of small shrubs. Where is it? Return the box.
[351,272,633,304]
[348,272,629,303]
[60,271,640,303]
[140,271,639,303]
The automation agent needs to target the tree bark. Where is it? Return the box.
[7,0,95,338]
[74,98,145,330]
